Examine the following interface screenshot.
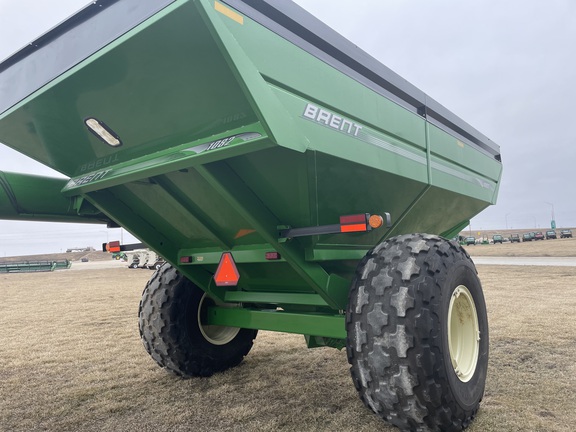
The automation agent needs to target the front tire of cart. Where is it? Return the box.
[138,264,257,377]
[346,234,488,432]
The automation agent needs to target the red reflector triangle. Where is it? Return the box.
[214,252,240,287]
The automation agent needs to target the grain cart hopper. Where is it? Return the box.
[0,1,502,430]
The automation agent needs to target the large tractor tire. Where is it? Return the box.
[346,234,488,432]
[138,264,257,377]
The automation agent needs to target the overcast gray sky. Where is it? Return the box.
[1,0,575,256]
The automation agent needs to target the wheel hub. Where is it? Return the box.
[448,285,480,382]
[198,293,241,345]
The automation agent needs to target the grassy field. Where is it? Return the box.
[1,250,575,431]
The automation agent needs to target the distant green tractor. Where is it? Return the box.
[112,252,127,261]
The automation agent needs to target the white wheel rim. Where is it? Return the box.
[448,285,480,382]
[198,293,240,345]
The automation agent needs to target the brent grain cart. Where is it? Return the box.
[0,1,502,430]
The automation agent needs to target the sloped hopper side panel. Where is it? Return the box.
[0,1,263,178]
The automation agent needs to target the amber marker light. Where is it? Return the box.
[369,214,384,229]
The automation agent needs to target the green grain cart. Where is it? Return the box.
[0,1,502,430]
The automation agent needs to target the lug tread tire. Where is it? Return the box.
[139,264,257,377]
[346,234,488,432]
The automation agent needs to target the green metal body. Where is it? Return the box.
[0,0,501,346]
[0,171,108,224]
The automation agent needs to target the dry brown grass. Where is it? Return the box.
[1,262,575,431]
[474,265,576,432]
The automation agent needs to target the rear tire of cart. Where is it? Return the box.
[139,263,257,377]
[346,233,488,432]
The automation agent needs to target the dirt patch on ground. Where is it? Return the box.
[1,263,575,432]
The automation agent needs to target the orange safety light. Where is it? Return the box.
[214,252,240,287]
[369,214,384,229]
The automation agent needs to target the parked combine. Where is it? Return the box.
[0,1,502,430]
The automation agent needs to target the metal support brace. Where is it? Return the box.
[207,306,347,339]
[278,212,391,239]
[195,162,347,310]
